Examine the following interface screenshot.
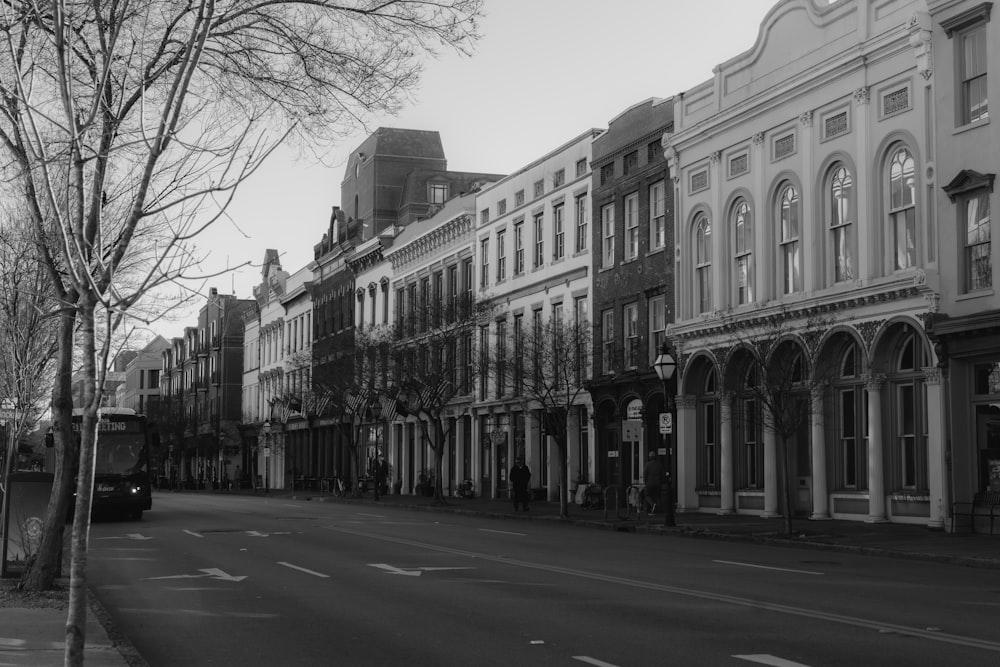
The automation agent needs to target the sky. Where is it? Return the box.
[157,0,780,341]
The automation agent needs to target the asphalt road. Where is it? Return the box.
[85,492,1000,666]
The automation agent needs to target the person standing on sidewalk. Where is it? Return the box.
[642,451,664,514]
[510,458,532,512]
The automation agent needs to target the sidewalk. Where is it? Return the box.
[3,488,996,667]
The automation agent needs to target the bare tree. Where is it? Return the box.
[723,309,836,536]
[485,312,591,519]
[0,1,484,661]
[0,207,59,578]
[371,292,492,503]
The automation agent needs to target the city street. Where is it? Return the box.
[84,492,1000,666]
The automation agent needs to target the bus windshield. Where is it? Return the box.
[96,433,147,475]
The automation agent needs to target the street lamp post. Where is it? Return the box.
[653,343,677,528]
[262,420,271,494]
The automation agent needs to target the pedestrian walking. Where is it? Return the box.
[372,455,388,500]
[643,451,664,514]
[509,457,532,512]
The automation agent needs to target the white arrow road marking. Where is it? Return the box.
[277,562,329,578]
[183,530,203,538]
[146,568,246,582]
[126,533,154,540]
[368,564,475,576]
[714,560,824,576]
[246,531,269,537]
[370,563,421,577]
[734,655,812,666]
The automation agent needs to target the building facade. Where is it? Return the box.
[666,0,946,525]
[473,129,602,500]
[589,98,675,491]
[924,0,999,507]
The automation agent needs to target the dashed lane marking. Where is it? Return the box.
[278,561,330,578]
[714,560,824,576]
[478,528,527,536]
[734,655,812,666]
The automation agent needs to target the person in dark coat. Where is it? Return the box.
[642,451,664,513]
[372,455,388,500]
[509,458,532,512]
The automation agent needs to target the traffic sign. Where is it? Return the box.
[659,412,673,434]
[0,407,23,422]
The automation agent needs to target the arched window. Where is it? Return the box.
[828,165,854,283]
[888,147,916,270]
[695,214,712,313]
[733,200,753,305]
[778,184,801,294]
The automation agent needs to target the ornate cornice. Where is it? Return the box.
[388,213,474,271]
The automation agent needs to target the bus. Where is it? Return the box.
[71,407,153,520]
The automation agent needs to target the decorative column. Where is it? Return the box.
[923,367,947,529]
[719,391,735,514]
[675,395,698,512]
[866,374,887,522]
[763,424,779,517]
[810,384,831,520]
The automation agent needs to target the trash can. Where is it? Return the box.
[2,471,54,577]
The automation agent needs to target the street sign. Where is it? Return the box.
[659,412,673,434]
[621,420,642,442]
[0,408,23,422]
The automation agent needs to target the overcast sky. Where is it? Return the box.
[155,0,779,340]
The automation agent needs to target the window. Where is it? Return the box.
[648,295,665,364]
[553,169,565,188]
[600,163,614,185]
[479,325,489,399]
[882,87,910,117]
[515,190,525,207]
[774,134,795,160]
[623,193,639,260]
[732,200,753,305]
[574,295,589,382]
[623,151,638,176]
[729,153,748,178]
[888,147,916,270]
[960,23,989,124]
[447,265,458,322]
[532,309,543,392]
[533,213,544,268]
[496,229,507,282]
[513,314,524,395]
[779,185,801,294]
[690,169,708,193]
[574,195,588,253]
[496,319,507,397]
[534,180,544,198]
[823,111,849,140]
[479,238,489,289]
[695,214,712,313]
[430,183,448,204]
[601,309,614,374]
[576,159,587,177]
[647,140,661,163]
[624,303,639,369]
[553,204,565,260]
[963,191,991,291]
[498,199,507,216]
[601,203,615,268]
[829,166,855,283]
[480,208,490,224]
[514,221,525,275]
[650,181,666,251]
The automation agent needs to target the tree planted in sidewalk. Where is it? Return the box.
[0,2,484,663]
[486,311,591,519]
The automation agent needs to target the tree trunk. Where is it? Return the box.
[556,436,569,519]
[65,299,100,666]
[431,417,446,504]
[20,309,77,591]
[780,436,794,536]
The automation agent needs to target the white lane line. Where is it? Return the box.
[183,530,203,538]
[734,655,812,666]
[281,503,303,508]
[357,513,385,518]
[573,656,619,666]
[278,561,330,578]
[479,528,526,536]
[325,525,1000,654]
[713,560,823,576]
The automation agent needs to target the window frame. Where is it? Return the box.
[553,203,565,261]
[887,146,917,271]
[533,212,545,268]
[694,213,712,314]
[575,194,588,253]
[649,180,666,251]
[624,192,639,261]
[828,164,856,284]
[732,199,753,305]
[778,184,801,294]
[514,220,525,275]
[496,229,507,283]
[601,203,615,269]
